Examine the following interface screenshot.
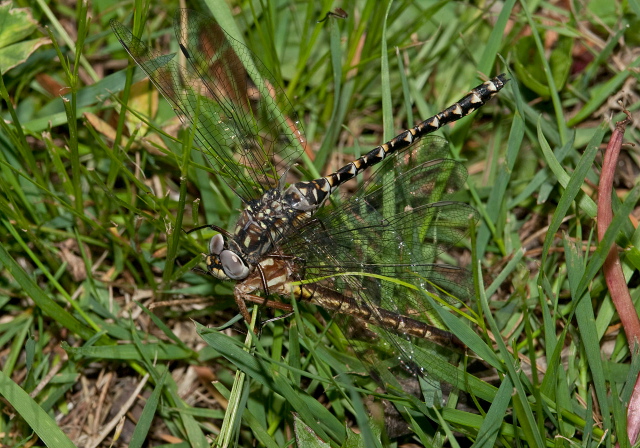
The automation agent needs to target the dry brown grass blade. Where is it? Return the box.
[596,107,640,445]
[597,109,639,348]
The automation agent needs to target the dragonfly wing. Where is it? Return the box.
[278,137,475,390]
[111,10,305,201]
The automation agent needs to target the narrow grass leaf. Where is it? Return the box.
[218,308,255,448]
[0,235,99,342]
[511,392,542,448]
[204,0,245,46]
[476,0,515,77]
[163,131,192,283]
[241,407,281,448]
[0,370,76,448]
[485,247,525,298]
[137,301,191,350]
[380,0,394,141]
[128,369,168,448]
[342,427,369,448]
[519,0,568,145]
[476,107,525,257]
[346,376,381,448]
[555,367,574,439]
[66,343,192,360]
[477,256,544,447]
[288,319,302,385]
[32,69,147,123]
[583,25,629,85]
[472,375,514,448]
[36,0,98,82]
[197,323,344,443]
[564,239,611,438]
[539,121,605,267]
[272,370,340,444]
[568,67,639,127]
[294,413,331,448]
[610,371,631,448]
[4,318,30,376]
[576,184,640,301]
[312,15,345,172]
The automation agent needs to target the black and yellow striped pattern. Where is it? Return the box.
[286,74,507,210]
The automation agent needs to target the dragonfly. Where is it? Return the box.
[111,9,507,391]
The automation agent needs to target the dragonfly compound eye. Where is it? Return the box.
[220,250,250,280]
[209,233,225,255]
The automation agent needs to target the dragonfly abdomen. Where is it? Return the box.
[286,74,508,211]
[292,284,465,349]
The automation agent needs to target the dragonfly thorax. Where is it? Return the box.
[207,187,315,281]
[232,188,311,264]
[206,184,319,281]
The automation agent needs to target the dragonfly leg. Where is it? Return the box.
[234,292,258,334]
[256,264,271,305]
[236,292,294,334]
[243,293,293,312]
[261,311,295,326]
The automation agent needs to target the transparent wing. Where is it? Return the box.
[110,9,304,201]
[278,137,477,389]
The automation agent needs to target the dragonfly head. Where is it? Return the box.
[206,233,250,281]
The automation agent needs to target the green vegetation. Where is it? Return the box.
[0,0,636,447]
